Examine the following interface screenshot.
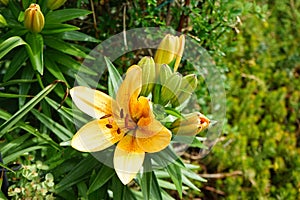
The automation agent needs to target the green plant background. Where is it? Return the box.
[0,0,299,199]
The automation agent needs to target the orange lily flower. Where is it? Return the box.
[70,65,172,184]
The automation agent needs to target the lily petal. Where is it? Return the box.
[70,86,113,119]
[116,65,142,119]
[114,134,145,185]
[71,118,125,152]
[136,119,172,153]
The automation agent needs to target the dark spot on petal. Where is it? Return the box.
[106,124,113,128]
[100,114,112,119]
[117,128,121,134]
[120,109,124,118]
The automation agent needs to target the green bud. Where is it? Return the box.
[47,0,67,10]
[159,64,173,85]
[171,112,210,136]
[138,56,156,96]
[171,74,198,107]
[0,14,7,27]
[159,72,182,105]
[24,4,45,33]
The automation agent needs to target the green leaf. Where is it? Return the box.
[151,171,163,200]
[42,23,80,34]
[3,146,47,164]
[25,33,44,74]
[0,81,66,138]
[19,67,35,108]
[0,162,15,173]
[31,109,73,141]
[0,109,60,150]
[0,92,31,98]
[45,56,69,87]
[77,181,88,199]
[140,156,152,200]
[0,79,37,87]
[164,107,184,118]
[44,37,92,59]
[55,155,99,193]
[190,137,208,149]
[182,174,200,191]
[59,31,100,43]
[45,97,88,124]
[182,168,206,182]
[1,133,31,155]
[151,146,185,168]
[0,36,27,60]
[0,191,8,200]
[112,175,135,200]
[3,47,28,81]
[105,56,122,98]
[165,163,182,198]
[45,9,92,23]
[87,165,115,194]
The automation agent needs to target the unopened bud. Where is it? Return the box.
[138,56,156,96]
[24,4,45,33]
[171,112,210,136]
[159,73,182,105]
[47,0,67,10]
[154,34,185,73]
[159,64,173,85]
[171,74,198,107]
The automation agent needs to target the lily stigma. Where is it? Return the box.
[70,65,172,185]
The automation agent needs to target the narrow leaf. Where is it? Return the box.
[87,165,115,194]
[0,81,66,137]
[25,33,44,74]
[105,56,122,98]
[55,155,99,193]
[59,31,100,43]
[3,47,28,81]
[42,23,79,34]
[31,109,73,140]
[140,156,152,200]
[46,9,92,23]
[0,36,27,60]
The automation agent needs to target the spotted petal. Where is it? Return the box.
[70,86,113,119]
[136,119,172,153]
[71,118,125,152]
[114,134,145,185]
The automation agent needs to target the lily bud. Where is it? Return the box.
[0,14,7,27]
[0,0,8,5]
[171,112,210,136]
[154,34,185,74]
[138,56,156,97]
[159,64,173,85]
[159,72,182,106]
[171,74,198,107]
[47,0,67,10]
[24,4,45,33]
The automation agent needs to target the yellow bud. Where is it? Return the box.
[138,56,156,96]
[154,34,185,74]
[0,0,8,6]
[171,112,210,136]
[47,0,67,10]
[24,4,45,33]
